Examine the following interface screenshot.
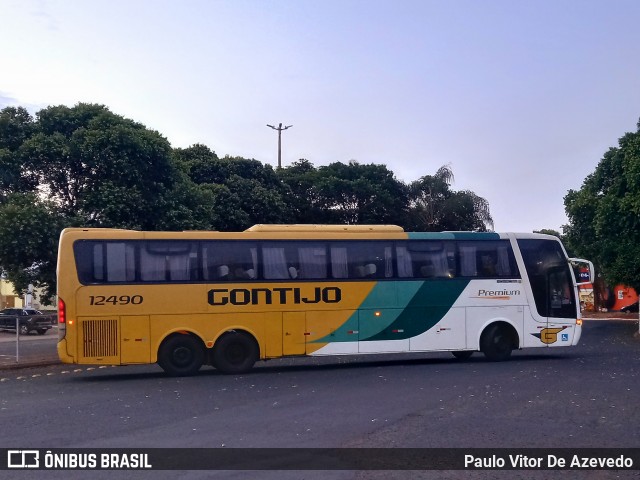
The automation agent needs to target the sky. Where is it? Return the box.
[1,0,639,233]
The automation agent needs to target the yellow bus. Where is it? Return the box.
[56,225,593,376]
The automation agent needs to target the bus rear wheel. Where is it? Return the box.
[212,332,258,374]
[158,334,205,376]
[480,324,515,361]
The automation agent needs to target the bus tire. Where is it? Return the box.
[212,332,258,374]
[451,350,473,360]
[158,334,205,377]
[480,324,515,361]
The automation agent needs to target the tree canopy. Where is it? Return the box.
[0,103,495,304]
[564,120,640,291]
[406,165,493,232]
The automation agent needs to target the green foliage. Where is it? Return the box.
[564,121,640,291]
[0,103,183,301]
[175,145,293,230]
[0,107,36,199]
[533,229,562,238]
[277,159,325,222]
[279,160,409,225]
[406,165,493,231]
[316,161,409,224]
[0,193,64,303]
[19,103,177,229]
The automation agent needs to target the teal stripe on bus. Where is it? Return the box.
[407,232,501,240]
[313,278,470,343]
[362,278,470,341]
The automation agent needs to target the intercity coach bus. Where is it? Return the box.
[56,225,593,376]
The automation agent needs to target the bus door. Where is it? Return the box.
[543,265,578,346]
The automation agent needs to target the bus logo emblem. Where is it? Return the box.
[532,326,569,344]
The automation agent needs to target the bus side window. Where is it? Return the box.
[216,265,230,280]
[104,242,136,282]
[202,242,257,282]
[396,245,413,278]
[457,241,519,278]
[263,246,290,279]
[399,241,454,279]
[73,241,104,283]
[262,243,300,280]
[330,246,349,279]
[330,241,392,279]
[419,262,436,278]
[298,245,327,279]
[139,241,195,282]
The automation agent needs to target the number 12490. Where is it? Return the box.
[89,295,143,305]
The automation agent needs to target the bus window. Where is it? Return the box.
[297,244,327,279]
[262,242,300,280]
[140,241,198,282]
[457,241,519,278]
[396,241,455,278]
[203,242,258,281]
[330,242,393,279]
[518,238,576,318]
[74,241,136,284]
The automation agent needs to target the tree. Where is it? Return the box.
[0,107,36,200]
[564,120,640,292]
[0,193,64,303]
[309,161,409,225]
[18,103,178,229]
[277,159,325,223]
[534,229,562,238]
[0,103,184,301]
[407,165,493,232]
[175,145,293,230]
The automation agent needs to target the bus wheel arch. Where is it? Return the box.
[480,321,519,361]
[157,332,206,377]
[212,330,260,374]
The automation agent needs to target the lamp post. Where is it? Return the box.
[267,123,292,169]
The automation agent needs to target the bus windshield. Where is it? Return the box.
[517,238,577,319]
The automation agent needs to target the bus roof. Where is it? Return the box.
[59,226,561,242]
[244,224,405,233]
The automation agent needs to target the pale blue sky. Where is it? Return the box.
[1,0,639,232]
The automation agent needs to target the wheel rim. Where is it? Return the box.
[225,343,247,365]
[493,334,508,351]
[172,346,194,367]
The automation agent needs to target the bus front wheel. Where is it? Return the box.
[212,332,258,374]
[480,324,515,361]
[158,334,205,376]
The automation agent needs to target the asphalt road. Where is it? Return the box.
[0,320,638,480]
[0,327,58,367]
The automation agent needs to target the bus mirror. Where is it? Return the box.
[569,258,595,285]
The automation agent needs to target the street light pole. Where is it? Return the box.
[267,123,292,169]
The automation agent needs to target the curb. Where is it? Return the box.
[0,358,61,371]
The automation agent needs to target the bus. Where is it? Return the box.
[56,225,594,376]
